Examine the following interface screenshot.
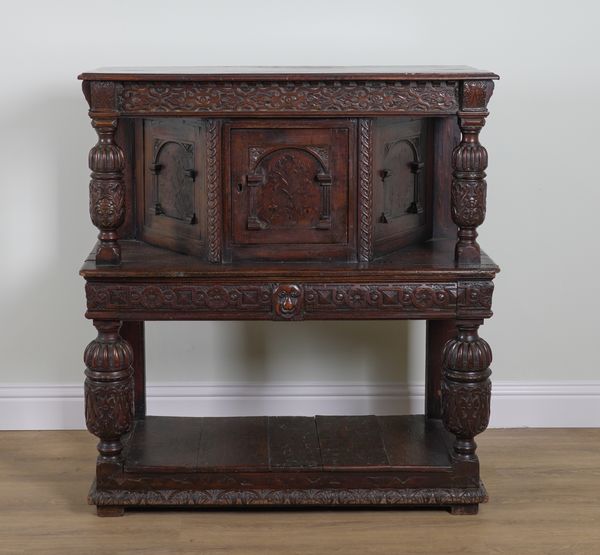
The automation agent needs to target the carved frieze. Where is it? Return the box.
[120,81,459,115]
[86,283,273,313]
[89,483,488,507]
[85,282,461,319]
[304,284,457,313]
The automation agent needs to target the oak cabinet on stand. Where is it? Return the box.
[78,66,499,516]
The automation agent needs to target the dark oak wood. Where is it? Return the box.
[121,415,455,474]
[268,417,321,469]
[119,321,145,419]
[79,66,499,516]
[425,319,456,419]
[126,416,199,472]
[317,415,389,469]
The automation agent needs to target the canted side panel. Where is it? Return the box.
[373,118,433,256]
[136,118,207,257]
[224,120,357,262]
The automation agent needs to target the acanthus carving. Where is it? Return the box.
[441,322,492,460]
[206,120,221,262]
[85,378,134,441]
[441,380,491,440]
[119,81,459,115]
[89,483,488,507]
[451,180,486,228]
[84,320,134,459]
[358,119,373,261]
[89,179,124,231]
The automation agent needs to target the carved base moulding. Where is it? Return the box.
[89,481,488,509]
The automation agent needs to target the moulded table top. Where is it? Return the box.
[78,66,499,82]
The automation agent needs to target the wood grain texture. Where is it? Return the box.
[317,415,389,469]
[120,415,455,475]
[125,416,200,472]
[2,429,598,554]
[268,417,321,469]
[196,417,269,471]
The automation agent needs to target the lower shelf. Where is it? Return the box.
[89,415,487,513]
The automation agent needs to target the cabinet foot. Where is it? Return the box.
[97,505,125,517]
[449,503,479,515]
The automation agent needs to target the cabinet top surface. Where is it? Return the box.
[78,65,499,81]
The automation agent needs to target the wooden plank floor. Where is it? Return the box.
[1,429,599,554]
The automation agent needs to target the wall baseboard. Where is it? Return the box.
[1,381,599,430]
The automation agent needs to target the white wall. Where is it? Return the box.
[1,1,599,425]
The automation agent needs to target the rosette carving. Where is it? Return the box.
[84,320,134,459]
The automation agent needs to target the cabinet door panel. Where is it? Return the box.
[226,121,356,261]
[373,118,432,256]
[138,119,206,256]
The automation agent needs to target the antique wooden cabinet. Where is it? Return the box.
[78,66,499,516]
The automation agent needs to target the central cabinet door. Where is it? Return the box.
[225,120,356,261]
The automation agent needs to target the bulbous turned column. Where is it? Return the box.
[84,320,134,460]
[452,80,494,264]
[441,320,492,461]
[89,117,125,265]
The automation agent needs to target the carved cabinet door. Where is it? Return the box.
[138,118,206,256]
[225,121,356,261]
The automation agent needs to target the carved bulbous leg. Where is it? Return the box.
[84,320,134,460]
[441,320,492,461]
